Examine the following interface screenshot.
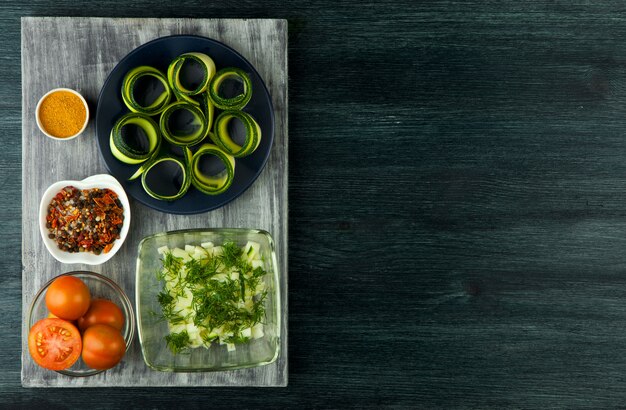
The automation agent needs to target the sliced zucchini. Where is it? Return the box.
[109,113,161,165]
[141,149,192,201]
[121,66,172,115]
[128,160,154,181]
[117,57,261,200]
[191,143,236,195]
[198,91,215,133]
[167,52,216,104]
[208,67,252,110]
[159,101,208,146]
[211,110,261,158]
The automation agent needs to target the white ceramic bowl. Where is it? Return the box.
[39,174,131,265]
[35,88,89,141]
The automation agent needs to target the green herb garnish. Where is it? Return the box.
[220,241,243,269]
[185,257,220,284]
[162,251,183,276]
[165,331,190,353]
[225,334,251,344]
[155,241,268,354]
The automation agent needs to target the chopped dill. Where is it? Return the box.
[225,334,251,344]
[252,266,265,278]
[239,275,246,302]
[155,241,269,354]
[165,331,190,353]
[157,290,174,306]
[185,257,220,284]
[220,241,243,269]
[200,330,219,344]
[162,251,183,276]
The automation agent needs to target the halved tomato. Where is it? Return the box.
[28,318,82,371]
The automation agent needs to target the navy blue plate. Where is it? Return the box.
[96,35,274,215]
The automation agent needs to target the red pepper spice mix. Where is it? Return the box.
[46,186,125,254]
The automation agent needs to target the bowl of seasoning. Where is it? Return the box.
[39,174,131,265]
[36,88,89,140]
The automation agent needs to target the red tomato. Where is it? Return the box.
[28,318,82,371]
[77,299,124,332]
[81,324,126,370]
[45,276,91,320]
[47,311,75,325]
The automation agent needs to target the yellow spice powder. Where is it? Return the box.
[39,91,87,138]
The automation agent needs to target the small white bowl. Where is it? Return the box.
[39,174,131,265]
[35,88,89,141]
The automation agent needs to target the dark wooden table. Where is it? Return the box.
[5,0,626,407]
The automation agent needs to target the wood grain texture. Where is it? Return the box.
[4,0,626,408]
[21,17,288,387]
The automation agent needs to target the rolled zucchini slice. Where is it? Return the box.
[159,101,208,146]
[211,110,262,157]
[128,159,155,181]
[167,52,216,104]
[141,149,192,201]
[198,91,215,133]
[208,67,252,110]
[110,113,162,165]
[121,66,172,115]
[191,143,236,195]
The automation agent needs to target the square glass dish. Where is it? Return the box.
[136,228,281,372]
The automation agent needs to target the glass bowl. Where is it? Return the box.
[27,271,135,377]
[136,228,281,372]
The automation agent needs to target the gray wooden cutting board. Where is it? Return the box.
[21,17,288,387]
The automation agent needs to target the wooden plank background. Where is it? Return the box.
[4,0,626,407]
[21,17,288,387]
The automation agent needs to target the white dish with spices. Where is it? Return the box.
[39,174,131,265]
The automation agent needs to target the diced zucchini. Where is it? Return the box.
[211,273,228,282]
[243,241,260,261]
[157,245,170,255]
[157,239,268,354]
[252,323,264,339]
[192,246,207,260]
[169,323,186,334]
[172,247,189,259]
